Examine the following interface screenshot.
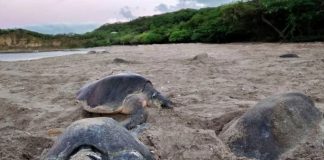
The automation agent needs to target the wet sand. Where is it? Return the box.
[0,43,323,159]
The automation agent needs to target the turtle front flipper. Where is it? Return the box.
[120,94,148,130]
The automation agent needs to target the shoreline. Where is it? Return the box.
[0,48,83,54]
[1,41,324,54]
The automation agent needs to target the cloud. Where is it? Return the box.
[155,4,169,12]
[23,24,100,34]
[0,0,236,29]
[192,0,235,6]
[155,0,202,12]
[119,6,135,20]
[155,0,236,13]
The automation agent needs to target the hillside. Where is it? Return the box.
[0,0,323,50]
[84,0,324,46]
[0,29,85,51]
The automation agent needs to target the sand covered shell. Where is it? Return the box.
[220,92,322,160]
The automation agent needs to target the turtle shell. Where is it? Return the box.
[45,118,154,160]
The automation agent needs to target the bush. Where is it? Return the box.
[169,29,191,42]
[136,32,165,44]
[119,34,134,45]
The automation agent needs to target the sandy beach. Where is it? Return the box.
[0,43,323,160]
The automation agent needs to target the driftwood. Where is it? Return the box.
[261,15,290,41]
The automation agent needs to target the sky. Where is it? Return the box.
[0,0,235,34]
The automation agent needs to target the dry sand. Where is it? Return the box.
[0,43,323,160]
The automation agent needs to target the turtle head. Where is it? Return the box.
[143,82,173,109]
[150,92,174,109]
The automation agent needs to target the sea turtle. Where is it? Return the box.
[76,72,173,129]
[44,117,155,160]
[220,92,322,160]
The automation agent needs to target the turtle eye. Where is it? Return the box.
[152,92,157,98]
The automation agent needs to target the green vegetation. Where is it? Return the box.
[84,0,324,46]
[1,0,323,50]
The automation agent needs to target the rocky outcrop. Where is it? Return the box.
[0,32,44,49]
[0,29,83,51]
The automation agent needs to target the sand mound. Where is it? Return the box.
[113,58,130,63]
[112,58,140,64]
[189,53,215,64]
